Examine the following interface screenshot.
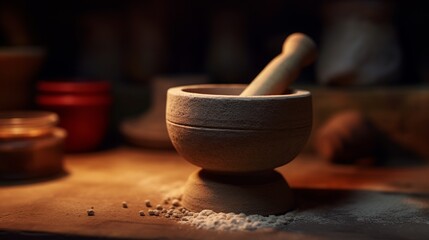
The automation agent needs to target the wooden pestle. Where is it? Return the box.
[240,33,316,96]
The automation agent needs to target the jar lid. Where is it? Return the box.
[37,81,111,94]
[0,111,58,138]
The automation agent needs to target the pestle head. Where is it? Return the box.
[282,33,317,67]
[240,33,316,96]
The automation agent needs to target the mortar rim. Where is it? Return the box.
[168,84,310,100]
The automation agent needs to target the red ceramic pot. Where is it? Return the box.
[36,81,111,152]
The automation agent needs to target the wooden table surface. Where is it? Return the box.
[0,147,428,240]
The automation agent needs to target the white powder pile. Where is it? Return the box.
[156,193,296,231]
[178,209,295,231]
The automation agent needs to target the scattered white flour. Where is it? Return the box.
[131,187,429,232]
[152,189,307,232]
[137,192,298,231]
[178,209,295,231]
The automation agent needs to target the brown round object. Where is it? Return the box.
[0,111,65,180]
[0,48,45,110]
[314,110,378,164]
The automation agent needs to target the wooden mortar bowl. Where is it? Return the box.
[166,84,312,173]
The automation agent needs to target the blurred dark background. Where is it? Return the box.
[1,0,428,85]
[1,0,429,161]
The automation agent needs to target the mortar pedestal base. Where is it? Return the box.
[182,169,294,216]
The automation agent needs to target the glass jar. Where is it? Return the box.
[0,111,66,180]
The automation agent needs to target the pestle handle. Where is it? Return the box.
[240,33,316,96]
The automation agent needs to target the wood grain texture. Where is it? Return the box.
[0,147,428,239]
